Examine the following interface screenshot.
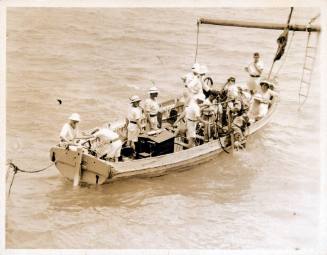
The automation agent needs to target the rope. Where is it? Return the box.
[194,19,200,63]
[308,13,320,25]
[7,162,54,197]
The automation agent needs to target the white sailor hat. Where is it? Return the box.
[192,63,200,73]
[69,113,81,122]
[130,95,141,103]
[199,65,208,75]
[148,86,159,94]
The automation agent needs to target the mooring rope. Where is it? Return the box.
[7,161,54,197]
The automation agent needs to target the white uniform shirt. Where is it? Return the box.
[247,60,264,76]
[60,123,78,142]
[182,72,195,87]
[144,98,160,115]
[94,128,121,158]
[95,128,119,143]
[127,106,142,122]
[185,100,201,121]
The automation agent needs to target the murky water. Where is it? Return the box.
[6,7,321,249]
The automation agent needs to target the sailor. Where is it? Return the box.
[231,113,249,150]
[174,94,208,148]
[222,76,238,99]
[187,69,205,100]
[181,62,201,87]
[126,95,143,150]
[181,63,201,103]
[59,113,81,145]
[92,123,122,162]
[144,86,160,130]
[255,80,278,120]
[202,90,219,141]
[244,52,264,94]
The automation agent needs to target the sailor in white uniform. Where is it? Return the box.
[144,86,160,131]
[174,94,208,148]
[126,95,143,150]
[59,113,81,145]
[93,124,122,162]
[181,62,200,87]
[245,52,264,94]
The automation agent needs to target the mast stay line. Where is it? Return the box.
[198,18,321,32]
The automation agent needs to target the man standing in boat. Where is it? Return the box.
[144,86,160,131]
[245,52,264,94]
[181,63,200,87]
[181,63,201,103]
[174,94,208,148]
[126,95,143,151]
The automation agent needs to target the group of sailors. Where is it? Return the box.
[59,51,278,160]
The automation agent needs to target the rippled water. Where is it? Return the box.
[6,7,321,249]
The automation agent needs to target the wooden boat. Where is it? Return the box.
[49,95,279,185]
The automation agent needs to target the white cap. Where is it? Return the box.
[199,65,208,75]
[69,113,80,122]
[192,63,200,74]
[148,86,159,94]
[130,95,141,103]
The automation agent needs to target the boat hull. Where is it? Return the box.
[50,97,278,184]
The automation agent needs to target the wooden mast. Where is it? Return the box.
[198,18,321,32]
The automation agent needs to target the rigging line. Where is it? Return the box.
[194,19,200,63]
[308,13,320,25]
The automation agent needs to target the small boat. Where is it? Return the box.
[49,95,279,185]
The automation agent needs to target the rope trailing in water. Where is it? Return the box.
[194,19,200,63]
[7,162,54,197]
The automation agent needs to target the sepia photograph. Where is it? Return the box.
[1,1,327,254]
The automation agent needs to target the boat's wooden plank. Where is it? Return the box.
[51,148,79,167]
[109,97,279,179]
[80,170,107,185]
[81,154,110,179]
